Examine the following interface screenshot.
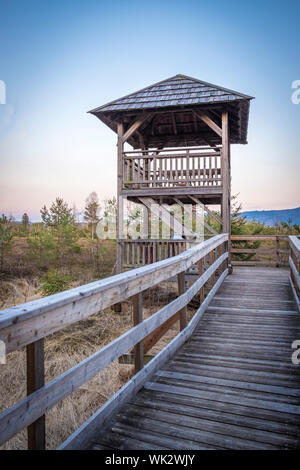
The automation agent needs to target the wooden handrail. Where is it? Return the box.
[61,269,228,450]
[123,146,221,155]
[0,234,228,449]
[124,152,221,159]
[289,236,300,312]
[0,234,226,354]
[289,235,300,259]
[231,235,290,267]
[123,150,222,189]
[231,235,290,241]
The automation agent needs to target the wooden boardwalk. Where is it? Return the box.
[89,267,300,450]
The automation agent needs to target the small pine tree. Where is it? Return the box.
[231,194,247,235]
[40,270,72,296]
[21,213,30,231]
[38,197,79,267]
[0,214,13,272]
[84,192,101,239]
[230,194,261,262]
[41,197,75,228]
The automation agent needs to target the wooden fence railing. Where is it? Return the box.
[289,236,300,312]
[0,234,228,450]
[123,235,292,269]
[123,148,222,189]
[123,239,198,267]
[231,235,290,267]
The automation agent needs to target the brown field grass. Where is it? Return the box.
[0,275,190,449]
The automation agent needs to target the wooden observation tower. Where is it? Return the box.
[89,74,253,272]
[3,77,300,452]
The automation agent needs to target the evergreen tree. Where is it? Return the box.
[0,214,13,272]
[41,197,75,228]
[84,192,101,239]
[21,213,30,231]
[35,197,79,267]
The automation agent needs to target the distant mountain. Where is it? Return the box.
[241,207,300,226]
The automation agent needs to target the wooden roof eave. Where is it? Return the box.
[89,98,252,146]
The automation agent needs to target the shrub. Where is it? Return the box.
[40,270,72,296]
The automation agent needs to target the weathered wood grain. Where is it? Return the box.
[81,267,300,450]
[0,254,228,446]
[59,269,228,450]
[0,234,227,353]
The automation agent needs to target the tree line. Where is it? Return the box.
[1,193,299,295]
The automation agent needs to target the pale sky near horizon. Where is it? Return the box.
[0,0,299,221]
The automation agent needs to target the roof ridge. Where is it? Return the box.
[88,74,254,114]
[88,75,181,114]
[172,74,254,99]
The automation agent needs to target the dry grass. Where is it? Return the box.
[0,277,42,309]
[0,278,191,450]
[0,305,134,450]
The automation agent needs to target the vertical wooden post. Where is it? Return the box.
[177,272,187,330]
[148,203,152,240]
[276,236,280,267]
[159,196,163,240]
[209,249,215,288]
[222,111,232,273]
[198,259,204,304]
[181,205,184,238]
[170,204,175,240]
[114,122,124,313]
[116,122,124,275]
[217,244,223,276]
[192,203,196,233]
[143,205,149,240]
[26,339,45,450]
[133,293,143,373]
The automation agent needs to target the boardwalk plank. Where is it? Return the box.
[124,403,299,449]
[84,267,300,450]
[133,390,300,438]
[113,412,271,450]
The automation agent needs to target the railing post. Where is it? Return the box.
[198,258,204,304]
[177,272,187,330]
[209,249,216,288]
[217,244,223,277]
[226,238,232,274]
[276,236,280,267]
[26,339,45,450]
[291,245,300,291]
[133,293,143,373]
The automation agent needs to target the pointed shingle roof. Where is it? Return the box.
[90,74,253,113]
[89,74,254,146]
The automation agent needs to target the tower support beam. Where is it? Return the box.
[221,111,232,271]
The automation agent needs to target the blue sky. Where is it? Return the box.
[0,0,299,220]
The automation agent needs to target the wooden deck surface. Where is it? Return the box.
[88,267,300,450]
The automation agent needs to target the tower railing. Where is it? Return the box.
[123,147,222,189]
